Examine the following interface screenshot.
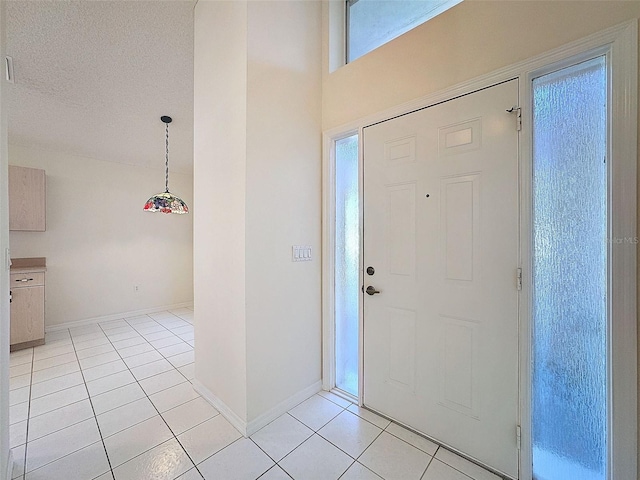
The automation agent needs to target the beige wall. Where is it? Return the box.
[322,0,640,469]
[9,144,194,327]
[194,0,322,428]
[323,1,640,130]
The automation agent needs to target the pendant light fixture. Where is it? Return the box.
[143,116,189,214]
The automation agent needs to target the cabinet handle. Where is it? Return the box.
[15,278,33,282]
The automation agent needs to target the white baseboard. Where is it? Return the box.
[46,302,194,332]
[193,379,322,437]
[5,449,13,480]
[246,380,322,436]
[192,379,248,436]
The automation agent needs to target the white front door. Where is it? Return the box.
[362,79,520,478]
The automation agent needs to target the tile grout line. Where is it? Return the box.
[419,449,437,480]
[24,313,194,478]
[68,329,117,480]
[122,314,205,479]
[96,315,204,479]
[21,347,35,480]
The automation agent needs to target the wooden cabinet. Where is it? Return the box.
[9,165,46,231]
[10,260,46,351]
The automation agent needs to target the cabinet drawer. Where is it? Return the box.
[11,272,44,287]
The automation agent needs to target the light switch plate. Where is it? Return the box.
[292,245,312,262]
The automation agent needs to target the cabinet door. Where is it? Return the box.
[9,165,46,231]
[11,286,45,345]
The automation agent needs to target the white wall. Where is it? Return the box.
[194,0,322,429]
[0,1,11,477]
[8,144,193,328]
[193,0,249,421]
[245,0,322,421]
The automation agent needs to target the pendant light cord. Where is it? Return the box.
[165,122,170,193]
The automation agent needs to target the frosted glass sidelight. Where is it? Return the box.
[335,134,359,396]
[532,56,607,480]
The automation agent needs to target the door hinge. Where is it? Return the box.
[516,425,521,450]
[507,106,522,131]
[516,268,522,291]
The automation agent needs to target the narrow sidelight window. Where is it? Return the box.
[532,56,608,480]
[335,134,359,396]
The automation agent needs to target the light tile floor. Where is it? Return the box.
[9,308,503,480]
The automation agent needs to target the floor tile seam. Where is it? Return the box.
[127,315,194,350]
[347,407,393,430]
[419,452,437,480]
[102,327,137,334]
[349,427,388,464]
[158,348,195,360]
[70,334,105,341]
[73,341,112,352]
[288,406,345,433]
[31,349,76,363]
[140,377,192,397]
[318,392,355,410]
[122,355,172,370]
[427,455,483,480]
[168,360,195,371]
[273,432,326,467]
[127,317,168,330]
[97,321,204,479]
[382,423,440,456]
[287,393,348,417]
[23,439,109,477]
[27,396,90,423]
[70,328,117,477]
[151,389,210,416]
[21,347,35,480]
[30,362,81,384]
[320,422,386,463]
[80,355,131,371]
[256,464,294,480]
[24,407,95,443]
[91,387,149,415]
[29,376,86,398]
[191,435,246,473]
[248,433,291,466]
[9,358,35,368]
[75,347,118,360]
[161,407,221,437]
[336,461,383,480]
[98,409,162,440]
[111,334,155,351]
[9,380,33,393]
[31,357,80,374]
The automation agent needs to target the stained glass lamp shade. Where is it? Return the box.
[144,116,189,214]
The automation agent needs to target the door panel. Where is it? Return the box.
[363,80,519,478]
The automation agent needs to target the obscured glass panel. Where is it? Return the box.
[347,0,462,63]
[335,134,359,396]
[532,56,607,480]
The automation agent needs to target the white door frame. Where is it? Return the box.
[322,20,637,479]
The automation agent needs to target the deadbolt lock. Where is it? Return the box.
[366,266,375,276]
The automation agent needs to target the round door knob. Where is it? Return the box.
[366,286,380,296]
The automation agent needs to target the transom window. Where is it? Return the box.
[346,0,463,63]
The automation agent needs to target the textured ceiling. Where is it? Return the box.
[6,0,195,174]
